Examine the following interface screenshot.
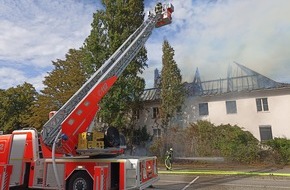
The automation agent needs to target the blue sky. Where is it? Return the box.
[1,0,290,91]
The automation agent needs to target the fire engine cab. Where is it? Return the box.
[0,2,174,190]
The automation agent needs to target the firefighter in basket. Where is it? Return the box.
[165,148,173,170]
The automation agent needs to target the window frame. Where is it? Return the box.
[256,98,269,112]
[152,107,159,119]
[153,128,161,137]
[259,125,273,141]
[225,100,237,114]
[134,110,140,120]
[199,103,209,116]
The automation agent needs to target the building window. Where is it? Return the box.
[259,125,273,141]
[153,128,161,137]
[226,100,237,114]
[152,107,159,119]
[199,103,208,116]
[256,98,269,112]
[134,110,140,119]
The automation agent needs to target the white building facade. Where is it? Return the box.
[137,63,290,141]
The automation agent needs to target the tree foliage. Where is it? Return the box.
[265,138,290,164]
[132,126,151,145]
[149,121,261,164]
[186,121,260,163]
[0,83,37,133]
[27,0,147,136]
[160,40,184,127]
[83,0,147,131]
[29,49,87,130]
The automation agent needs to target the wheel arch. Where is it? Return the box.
[66,169,93,190]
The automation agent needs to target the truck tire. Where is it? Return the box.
[67,171,93,190]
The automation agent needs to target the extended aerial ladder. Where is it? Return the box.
[41,2,174,156]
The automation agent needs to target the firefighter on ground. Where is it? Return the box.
[165,148,173,170]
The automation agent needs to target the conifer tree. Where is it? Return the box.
[83,0,147,131]
[160,40,184,128]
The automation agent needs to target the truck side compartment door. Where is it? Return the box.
[9,134,27,186]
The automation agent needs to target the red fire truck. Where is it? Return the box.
[0,2,174,190]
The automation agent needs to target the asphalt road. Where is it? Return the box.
[146,174,290,190]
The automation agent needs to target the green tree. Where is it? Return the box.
[83,0,147,132]
[82,8,109,74]
[184,121,260,163]
[29,49,87,130]
[266,138,290,164]
[0,83,37,133]
[160,40,184,128]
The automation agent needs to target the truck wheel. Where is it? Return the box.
[67,171,93,190]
